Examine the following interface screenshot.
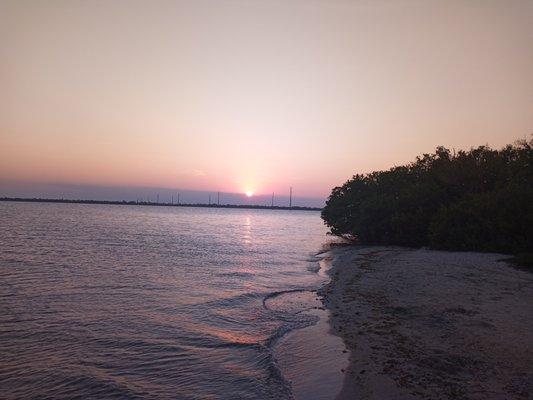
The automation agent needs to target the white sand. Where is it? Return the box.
[319,246,533,400]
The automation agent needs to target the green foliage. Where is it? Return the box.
[322,138,533,253]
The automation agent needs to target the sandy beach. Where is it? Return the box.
[319,246,533,400]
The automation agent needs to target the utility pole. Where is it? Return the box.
[271,192,274,207]
[289,187,292,208]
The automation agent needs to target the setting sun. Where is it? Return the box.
[1,2,531,399]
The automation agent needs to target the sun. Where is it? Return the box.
[245,191,254,197]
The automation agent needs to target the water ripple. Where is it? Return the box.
[0,202,330,399]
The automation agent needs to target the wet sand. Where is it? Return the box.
[271,255,349,400]
[274,304,349,400]
[319,246,533,399]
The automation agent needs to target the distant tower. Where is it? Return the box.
[209,194,211,205]
[171,195,174,204]
[178,193,180,205]
[157,194,159,204]
[217,191,220,206]
[271,192,274,207]
[289,187,292,208]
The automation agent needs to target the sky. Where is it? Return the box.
[1,0,532,205]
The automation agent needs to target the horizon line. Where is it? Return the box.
[0,197,323,212]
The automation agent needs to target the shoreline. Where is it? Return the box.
[271,251,349,400]
[319,246,533,399]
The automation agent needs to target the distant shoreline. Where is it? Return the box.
[0,197,322,212]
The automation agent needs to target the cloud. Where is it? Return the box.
[192,169,207,177]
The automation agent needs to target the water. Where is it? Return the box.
[0,202,346,399]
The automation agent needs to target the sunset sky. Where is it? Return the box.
[1,0,532,203]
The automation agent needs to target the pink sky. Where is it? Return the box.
[1,0,532,200]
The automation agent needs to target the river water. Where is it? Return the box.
[0,202,347,399]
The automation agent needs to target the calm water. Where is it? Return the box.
[0,202,342,399]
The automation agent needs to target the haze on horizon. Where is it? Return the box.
[1,0,532,203]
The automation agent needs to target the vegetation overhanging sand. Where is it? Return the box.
[321,139,532,255]
[318,246,533,400]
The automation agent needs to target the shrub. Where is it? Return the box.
[322,138,532,254]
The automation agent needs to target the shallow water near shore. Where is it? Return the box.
[0,201,341,399]
[273,295,349,400]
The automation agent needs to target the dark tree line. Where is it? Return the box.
[322,138,533,254]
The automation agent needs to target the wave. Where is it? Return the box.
[262,288,316,310]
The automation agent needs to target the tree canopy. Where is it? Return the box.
[321,138,533,254]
